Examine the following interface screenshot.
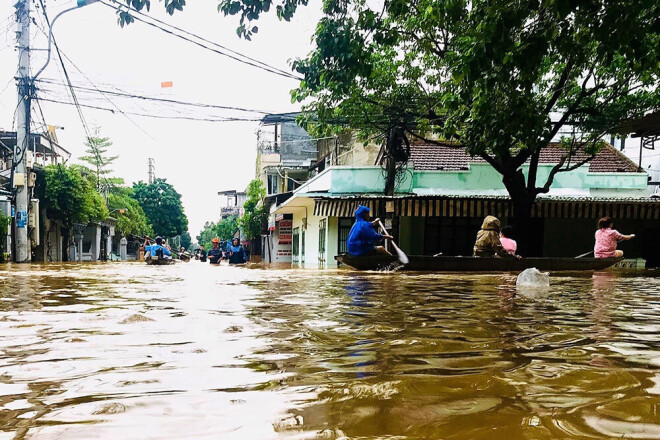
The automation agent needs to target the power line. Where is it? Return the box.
[35,78,275,115]
[99,0,302,81]
[105,0,298,79]
[38,97,263,122]
[37,0,115,194]
[31,15,156,141]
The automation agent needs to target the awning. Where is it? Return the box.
[313,196,660,220]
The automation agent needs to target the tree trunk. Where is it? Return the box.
[502,170,536,256]
[512,198,534,257]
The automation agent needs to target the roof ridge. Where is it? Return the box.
[601,141,643,173]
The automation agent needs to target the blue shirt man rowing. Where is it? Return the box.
[347,205,393,256]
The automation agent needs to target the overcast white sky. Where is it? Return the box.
[0,0,321,238]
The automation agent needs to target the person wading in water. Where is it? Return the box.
[208,238,223,264]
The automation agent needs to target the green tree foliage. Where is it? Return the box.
[40,165,109,229]
[132,178,189,238]
[216,216,239,241]
[79,127,122,195]
[115,0,187,27]
[180,231,192,250]
[196,221,217,250]
[216,0,660,250]
[238,179,267,241]
[107,187,153,238]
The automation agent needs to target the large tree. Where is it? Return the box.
[108,187,153,238]
[239,179,267,241]
[132,178,189,238]
[216,216,239,241]
[117,0,660,251]
[196,221,217,250]
[37,165,109,261]
[219,0,659,251]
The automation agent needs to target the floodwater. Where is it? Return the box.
[0,264,660,439]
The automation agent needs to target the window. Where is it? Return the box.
[338,218,353,254]
[301,230,305,265]
[267,174,279,195]
[318,218,327,267]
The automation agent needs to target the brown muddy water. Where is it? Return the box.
[0,263,660,439]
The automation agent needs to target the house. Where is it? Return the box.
[218,190,246,220]
[256,115,383,263]
[0,130,73,262]
[616,110,660,193]
[271,142,660,268]
[257,113,317,263]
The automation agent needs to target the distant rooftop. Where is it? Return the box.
[261,112,300,125]
[409,142,640,173]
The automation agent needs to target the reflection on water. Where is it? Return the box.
[1,263,660,438]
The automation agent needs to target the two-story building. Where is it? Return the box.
[218,190,246,220]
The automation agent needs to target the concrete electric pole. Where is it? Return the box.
[14,0,31,263]
[148,158,155,184]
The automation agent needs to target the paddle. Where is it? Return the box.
[377,220,409,265]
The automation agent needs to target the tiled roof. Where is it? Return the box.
[409,142,641,173]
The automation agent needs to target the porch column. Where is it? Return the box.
[76,234,83,262]
[119,237,127,261]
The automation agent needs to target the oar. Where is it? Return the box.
[377,220,409,265]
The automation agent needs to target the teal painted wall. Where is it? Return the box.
[322,164,647,195]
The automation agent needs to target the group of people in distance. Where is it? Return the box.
[346,205,634,259]
[143,236,192,261]
[195,237,248,265]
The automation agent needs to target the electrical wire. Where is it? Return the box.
[106,0,298,79]
[38,0,117,194]
[35,78,275,115]
[99,0,302,81]
[31,15,156,141]
[38,97,263,122]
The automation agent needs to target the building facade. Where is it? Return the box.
[271,142,660,268]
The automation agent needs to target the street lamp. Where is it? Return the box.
[109,208,126,215]
[33,0,100,80]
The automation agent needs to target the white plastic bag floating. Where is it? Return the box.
[516,268,550,287]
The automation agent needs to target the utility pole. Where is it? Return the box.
[148,157,155,184]
[14,0,31,263]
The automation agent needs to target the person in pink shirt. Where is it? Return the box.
[594,217,635,258]
[499,226,517,255]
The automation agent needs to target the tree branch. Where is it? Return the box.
[535,154,595,195]
[544,59,574,114]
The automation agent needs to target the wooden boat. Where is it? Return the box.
[145,256,176,266]
[335,254,623,272]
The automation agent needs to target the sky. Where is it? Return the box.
[0,0,322,238]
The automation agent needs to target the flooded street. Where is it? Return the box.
[1,263,660,439]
